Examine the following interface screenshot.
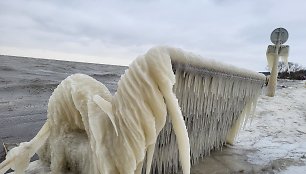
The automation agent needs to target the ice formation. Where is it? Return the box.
[266,45,289,72]
[266,45,289,97]
[149,47,265,173]
[0,46,265,174]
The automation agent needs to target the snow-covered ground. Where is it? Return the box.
[190,80,306,174]
[237,80,306,173]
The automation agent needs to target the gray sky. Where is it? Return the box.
[0,0,305,71]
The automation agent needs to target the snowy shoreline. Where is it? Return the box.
[237,80,306,173]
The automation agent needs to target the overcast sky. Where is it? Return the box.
[0,0,305,71]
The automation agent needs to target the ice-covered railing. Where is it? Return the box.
[0,46,266,174]
[146,47,266,173]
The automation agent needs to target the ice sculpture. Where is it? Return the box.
[0,46,266,174]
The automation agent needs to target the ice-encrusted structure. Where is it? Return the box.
[0,46,265,174]
[266,45,289,97]
[149,48,265,173]
[0,47,190,174]
[266,45,289,72]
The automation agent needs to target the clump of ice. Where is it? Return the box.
[266,46,289,72]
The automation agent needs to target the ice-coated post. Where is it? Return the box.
[266,48,279,97]
[266,28,289,97]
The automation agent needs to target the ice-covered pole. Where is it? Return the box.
[266,27,289,97]
[266,43,280,97]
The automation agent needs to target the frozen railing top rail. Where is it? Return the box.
[155,46,266,82]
